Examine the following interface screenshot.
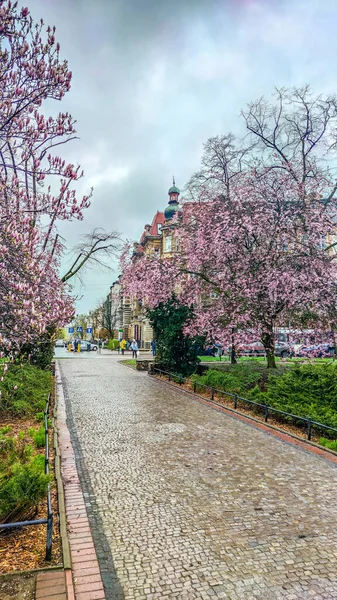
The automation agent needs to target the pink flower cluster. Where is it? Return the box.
[121,168,337,354]
[0,3,91,349]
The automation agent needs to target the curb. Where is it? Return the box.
[0,566,64,580]
[53,389,72,570]
[54,368,76,600]
[55,361,106,600]
[150,375,337,466]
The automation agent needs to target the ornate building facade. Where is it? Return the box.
[107,180,181,349]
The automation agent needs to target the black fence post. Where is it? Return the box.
[45,510,53,561]
[234,394,237,409]
[211,387,215,401]
[264,404,269,423]
[168,372,171,381]
[193,381,196,393]
[307,418,312,441]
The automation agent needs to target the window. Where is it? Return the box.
[165,236,172,252]
[319,235,326,250]
[281,239,289,252]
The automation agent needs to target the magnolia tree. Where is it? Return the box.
[0,213,74,348]
[0,3,119,352]
[0,3,91,228]
[121,87,337,368]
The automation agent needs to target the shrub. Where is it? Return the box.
[33,427,46,448]
[35,412,51,427]
[191,364,266,395]
[0,363,52,418]
[19,328,55,370]
[0,426,12,435]
[107,339,119,350]
[147,296,200,376]
[0,426,48,522]
[319,438,337,452]
[250,363,337,429]
[191,362,337,431]
[0,454,49,520]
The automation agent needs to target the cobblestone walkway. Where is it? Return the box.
[59,355,337,600]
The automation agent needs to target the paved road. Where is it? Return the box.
[59,355,337,600]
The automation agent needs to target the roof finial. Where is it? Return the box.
[173,175,175,186]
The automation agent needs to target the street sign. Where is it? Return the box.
[68,327,74,333]
[76,326,83,332]
[86,327,93,334]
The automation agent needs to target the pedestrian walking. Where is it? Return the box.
[131,339,138,359]
[151,339,156,356]
[120,339,127,355]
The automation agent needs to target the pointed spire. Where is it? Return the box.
[173,175,175,186]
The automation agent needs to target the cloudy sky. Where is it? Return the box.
[27,0,337,314]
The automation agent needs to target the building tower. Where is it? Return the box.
[164,176,180,221]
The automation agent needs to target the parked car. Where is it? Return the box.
[275,342,293,358]
[54,339,65,348]
[240,341,265,357]
[294,343,335,358]
[77,341,97,352]
[69,340,98,352]
[240,341,293,359]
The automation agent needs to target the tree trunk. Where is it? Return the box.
[330,323,336,360]
[231,328,237,364]
[266,349,276,369]
[261,329,277,368]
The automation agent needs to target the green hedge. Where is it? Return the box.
[191,363,337,432]
[107,339,119,350]
[191,363,267,395]
[249,363,337,430]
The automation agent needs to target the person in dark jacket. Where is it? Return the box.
[131,339,138,359]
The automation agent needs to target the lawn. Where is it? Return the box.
[198,355,229,362]
[120,359,137,368]
[198,355,337,364]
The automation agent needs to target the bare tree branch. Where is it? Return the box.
[61,228,121,282]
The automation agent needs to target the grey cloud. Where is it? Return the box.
[25,0,337,313]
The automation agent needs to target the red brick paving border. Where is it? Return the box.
[55,363,106,600]
[153,375,337,466]
[35,570,67,600]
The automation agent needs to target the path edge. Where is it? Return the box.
[55,360,106,600]
[149,374,337,466]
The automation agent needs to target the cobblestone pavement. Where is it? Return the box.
[59,355,337,600]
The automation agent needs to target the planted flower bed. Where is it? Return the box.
[0,363,62,573]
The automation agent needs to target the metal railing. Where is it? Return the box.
[151,368,337,442]
[0,394,53,560]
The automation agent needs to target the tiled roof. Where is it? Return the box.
[139,211,165,243]
[150,211,165,235]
